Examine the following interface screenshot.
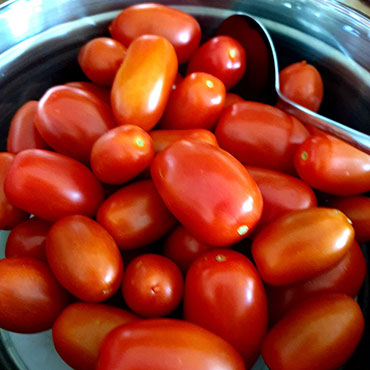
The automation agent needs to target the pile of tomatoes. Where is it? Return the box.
[0,3,369,370]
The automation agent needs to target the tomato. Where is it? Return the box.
[97,180,177,250]
[96,318,245,370]
[187,36,246,90]
[149,128,218,153]
[52,302,137,370]
[65,81,111,104]
[7,101,49,153]
[122,254,183,317]
[215,102,310,174]
[184,249,268,369]
[172,72,183,90]
[252,208,355,286]
[90,125,154,184]
[266,241,366,325]
[262,293,365,370]
[277,61,324,112]
[46,215,123,302]
[159,72,226,130]
[35,85,116,163]
[0,257,70,333]
[4,149,104,222]
[111,35,178,130]
[163,225,214,273]
[294,135,370,195]
[109,3,201,64]
[328,196,370,242]
[78,37,126,86]
[151,140,263,246]
[0,153,29,229]
[246,166,317,232]
[5,217,51,261]
[224,92,245,109]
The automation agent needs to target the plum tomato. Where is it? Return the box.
[65,81,111,104]
[252,207,355,286]
[184,249,268,369]
[224,92,245,109]
[122,254,183,317]
[109,3,201,64]
[151,140,263,246]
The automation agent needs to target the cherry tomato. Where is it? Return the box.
[111,35,178,130]
[224,92,245,108]
[78,37,126,86]
[266,241,366,325]
[252,208,355,286]
[5,217,51,261]
[163,225,214,273]
[97,180,177,250]
[294,135,370,195]
[122,254,183,317]
[151,140,263,246]
[187,36,246,90]
[328,196,370,242]
[52,302,137,370]
[96,318,245,370]
[65,81,111,104]
[7,101,49,153]
[262,293,365,370]
[278,61,324,112]
[46,215,123,302]
[0,153,29,229]
[4,149,104,222]
[109,3,201,64]
[215,102,310,174]
[90,125,154,184]
[35,85,116,163]
[0,257,70,333]
[184,249,267,369]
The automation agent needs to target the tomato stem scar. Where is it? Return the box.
[301,151,308,160]
[215,254,227,262]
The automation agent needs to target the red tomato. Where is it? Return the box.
[172,72,183,90]
[78,37,126,86]
[122,254,183,317]
[111,35,178,130]
[328,196,370,242]
[109,3,201,64]
[4,149,104,222]
[65,81,111,104]
[163,225,214,273]
[46,215,123,302]
[252,208,355,286]
[246,166,317,232]
[187,36,246,90]
[149,128,218,153]
[0,153,29,229]
[0,257,70,333]
[262,293,365,370]
[90,125,154,184]
[159,72,225,130]
[278,61,324,112]
[151,140,263,246]
[184,249,268,369]
[224,92,245,108]
[97,180,177,250]
[266,241,366,325]
[96,318,245,370]
[35,85,116,163]
[294,135,370,195]
[5,217,51,261]
[215,102,310,174]
[7,101,49,153]
[52,302,137,370]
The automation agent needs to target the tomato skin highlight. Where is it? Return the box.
[111,35,178,130]
[52,302,137,370]
[252,207,355,286]
[109,3,201,64]
[184,249,268,369]
[65,81,111,104]
[262,293,365,370]
[4,149,105,222]
[96,318,246,370]
[151,140,263,246]
[0,257,70,333]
